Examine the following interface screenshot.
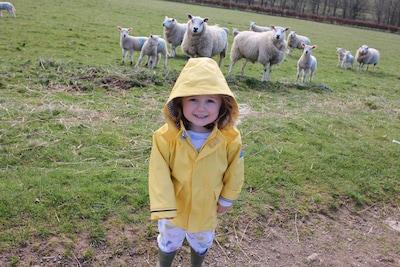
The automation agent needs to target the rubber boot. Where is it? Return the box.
[190,247,207,267]
[156,249,177,267]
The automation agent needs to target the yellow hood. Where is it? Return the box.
[164,57,238,125]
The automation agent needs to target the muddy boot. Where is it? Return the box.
[190,247,207,267]
[156,249,177,267]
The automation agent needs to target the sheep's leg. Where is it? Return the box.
[240,61,248,76]
[134,53,144,68]
[228,61,237,77]
[295,69,301,84]
[302,69,309,84]
[358,63,363,72]
[129,51,133,65]
[264,64,273,82]
[163,54,167,68]
[154,54,160,68]
[309,70,315,83]
[122,50,127,64]
[171,46,176,57]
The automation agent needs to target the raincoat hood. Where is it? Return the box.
[164,57,239,126]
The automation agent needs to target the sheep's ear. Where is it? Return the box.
[312,45,317,49]
[301,42,306,47]
[204,18,209,23]
[118,26,121,30]
[128,28,132,32]
[285,27,290,31]
[270,24,275,29]
[187,13,192,19]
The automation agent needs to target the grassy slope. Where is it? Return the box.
[0,0,399,255]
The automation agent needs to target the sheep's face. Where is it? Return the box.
[162,17,175,28]
[289,31,296,38]
[271,25,289,40]
[359,45,369,54]
[302,43,317,55]
[149,35,160,46]
[188,15,208,34]
[119,27,132,38]
[250,22,256,30]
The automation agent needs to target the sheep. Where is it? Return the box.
[229,25,289,82]
[296,42,317,84]
[0,2,16,18]
[341,50,354,70]
[249,21,270,32]
[336,48,346,67]
[162,16,187,57]
[355,45,380,72]
[135,34,168,69]
[232,28,240,38]
[181,13,228,67]
[286,31,310,56]
[118,26,148,65]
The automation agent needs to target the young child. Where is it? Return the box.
[148,57,244,267]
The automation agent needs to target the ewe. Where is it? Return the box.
[287,31,310,56]
[355,45,380,72]
[229,25,289,82]
[162,16,187,57]
[181,13,229,67]
[118,26,148,65]
[296,43,317,84]
[135,34,168,69]
[249,21,270,32]
[0,2,16,18]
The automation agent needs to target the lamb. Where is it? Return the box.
[341,50,354,70]
[181,14,228,67]
[287,31,310,56]
[0,2,16,18]
[355,45,380,72]
[229,25,289,82]
[162,16,187,57]
[118,26,148,65]
[336,48,346,67]
[296,43,317,84]
[135,34,168,69]
[249,21,270,32]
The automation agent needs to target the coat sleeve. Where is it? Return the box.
[148,131,178,220]
[220,132,244,202]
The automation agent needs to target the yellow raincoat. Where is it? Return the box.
[148,58,244,233]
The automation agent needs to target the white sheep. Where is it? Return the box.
[162,16,187,57]
[0,2,16,18]
[118,26,148,65]
[249,21,270,32]
[135,34,168,69]
[229,25,289,82]
[181,13,228,66]
[296,43,317,84]
[336,48,346,67]
[232,28,240,38]
[287,31,310,56]
[341,50,354,70]
[355,45,380,72]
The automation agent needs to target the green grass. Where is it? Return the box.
[1,0,400,259]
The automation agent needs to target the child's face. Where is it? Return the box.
[182,94,222,132]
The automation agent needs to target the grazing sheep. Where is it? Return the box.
[118,26,148,65]
[341,50,354,70]
[249,21,270,32]
[336,48,346,67]
[0,2,16,18]
[135,34,168,69]
[355,45,380,72]
[181,14,228,67]
[229,25,289,82]
[287,31,310,56]
[162,16,187,57]
[232,28,240,38]
[296,43,317,84]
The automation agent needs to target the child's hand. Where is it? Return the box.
[217,204,231,213]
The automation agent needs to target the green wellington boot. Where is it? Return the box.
[190,247,207,267]
[156,249,178,267]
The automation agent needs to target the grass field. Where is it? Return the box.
[0,0,399,264]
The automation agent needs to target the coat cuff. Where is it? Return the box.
[150,209,177,220]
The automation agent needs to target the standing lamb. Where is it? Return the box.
[229,25,289,82]
[341,50,354,70]
[162,16,187,57]
[355,45,380,72]
[118,26,148,65]
[336,48,346,67]
[135,34,168,69]
[181,13,228,67]
[296,43,317,84]
[287,31,310,56]
[249,21,270,32]
[0,2,16,18]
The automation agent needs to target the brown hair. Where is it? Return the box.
[169,95,237,130]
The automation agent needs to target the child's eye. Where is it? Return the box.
[207,99,216,104]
